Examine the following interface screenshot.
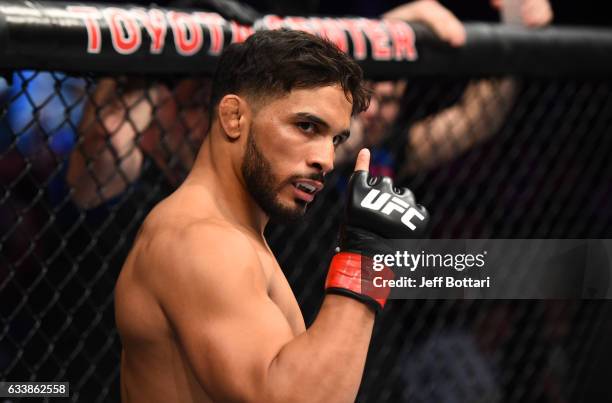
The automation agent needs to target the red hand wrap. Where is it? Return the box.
[325,252,395,310]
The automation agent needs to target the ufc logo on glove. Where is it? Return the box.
[360,189,426,231]
[326,170,429,312]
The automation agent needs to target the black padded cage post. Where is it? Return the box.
[1,1,612,402]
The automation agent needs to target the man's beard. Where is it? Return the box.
[241,132,307,224]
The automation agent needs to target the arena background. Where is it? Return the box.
[1,0,612,401]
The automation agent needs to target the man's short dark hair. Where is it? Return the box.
[210,29,370,116]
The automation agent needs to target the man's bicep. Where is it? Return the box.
[174,294,294,401]
[152,234,294,401]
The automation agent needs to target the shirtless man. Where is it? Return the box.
[114,29,428,402]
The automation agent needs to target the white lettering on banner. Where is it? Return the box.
[67,6,102,53]
[194,12,226,55]
[132,8,167,54]
[167,11,203,56]
[362,19,391,60]
[260,14,284,30]
[385,20,418,61]
[230,21,254,43]
[69,7,418,61]
[104,8,142,55]
[337,18,368,60]
[283,16,316,34]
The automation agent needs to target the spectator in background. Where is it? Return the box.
[336,0,553,179]
[0,71,86,276]
[67,77,210,208]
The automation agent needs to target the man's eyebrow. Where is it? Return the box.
[294,112,330,129]
[294,112,350,138]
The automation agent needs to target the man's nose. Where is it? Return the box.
[307,139,335,174]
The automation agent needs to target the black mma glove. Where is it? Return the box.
[325,170,429,312]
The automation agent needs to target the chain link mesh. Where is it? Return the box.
[1,70,611,402]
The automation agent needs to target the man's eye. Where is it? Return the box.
[296,122,316,133]
[333,135,348,146]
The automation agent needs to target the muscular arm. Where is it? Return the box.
[66,78,158,208]
[145,224,374,403]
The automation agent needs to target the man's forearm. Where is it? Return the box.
[260,162,427,402]
[405,77,517,173]
[67,80,158,208]
[266,294,375,403]
[67,131,143,208]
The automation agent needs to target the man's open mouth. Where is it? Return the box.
[295,182,317,194]
[292,180,323,202]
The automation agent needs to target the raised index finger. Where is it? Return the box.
[354,148,371,172]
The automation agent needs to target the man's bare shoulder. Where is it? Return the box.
[130,210,264,297]
[140,214,258,266]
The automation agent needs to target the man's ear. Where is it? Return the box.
[218,94,248,140]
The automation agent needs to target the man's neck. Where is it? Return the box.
[184,136,269,238]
